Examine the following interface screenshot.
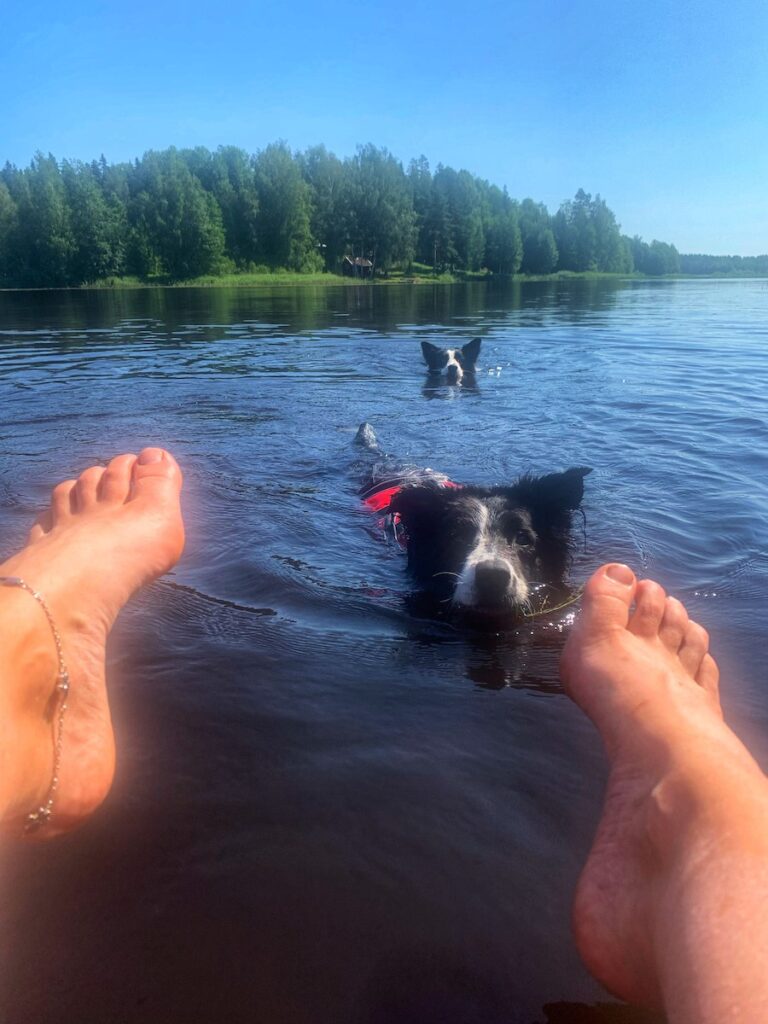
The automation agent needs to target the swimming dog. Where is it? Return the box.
[358,424,590,621]
[421,338,481,383]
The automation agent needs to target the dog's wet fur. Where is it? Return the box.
[421,338,481,383]
[388,469,591,622]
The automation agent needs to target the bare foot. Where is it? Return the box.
[0,448,184,837]
[560,563,763,1006]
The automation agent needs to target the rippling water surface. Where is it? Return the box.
[1,279,767,1024]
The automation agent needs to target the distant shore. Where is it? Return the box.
[88,269,622,289]
[1,270,660,292]
[2,270,767,293]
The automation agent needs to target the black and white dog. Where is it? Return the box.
[421,338,481,383]
[358,423,590,622]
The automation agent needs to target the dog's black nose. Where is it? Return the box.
[474,560,512,602]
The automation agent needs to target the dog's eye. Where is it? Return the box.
[515,530,535,547]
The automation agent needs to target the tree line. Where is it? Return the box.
[678,253,768,276]
[0,143,689,287]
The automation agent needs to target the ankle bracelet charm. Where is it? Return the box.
[1,576,69,832]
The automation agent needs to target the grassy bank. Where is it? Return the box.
[90,272,352,289]
[82,267,636,290]
[89,268,480,289]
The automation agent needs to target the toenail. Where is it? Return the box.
[605,563,634,586]
[138,449,163,465]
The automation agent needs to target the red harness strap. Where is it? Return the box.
[361,483,404,512]
[361,477,461,546]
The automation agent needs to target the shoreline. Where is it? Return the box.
[0,270,647,293]
[1,271,766,293]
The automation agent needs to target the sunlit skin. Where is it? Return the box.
[561,563,768,1023]
[0,448,184,837]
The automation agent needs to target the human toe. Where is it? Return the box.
[29,508,52,540]
[130,448,183,502]
[99,453,137,504]
[128,450,184,567]
[560,564,637,690]
[627,579,666,638]
[51,480,77,523]
[678,619,710,679]
[695,652,720,702]
[28,523,45,542]
[74,466,106,511]
[576,563,637,635]
[658,596,688,653]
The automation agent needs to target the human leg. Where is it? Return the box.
[0,448,184,837]
[560,563,768,1023]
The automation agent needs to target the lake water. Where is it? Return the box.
[1,278,767,1024]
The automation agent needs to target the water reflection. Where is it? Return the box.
[462,629,566,693]
[0,276,627,342]
[402,594,570,691]
[422,369,481,399]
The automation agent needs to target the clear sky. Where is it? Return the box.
[4,0,768,254]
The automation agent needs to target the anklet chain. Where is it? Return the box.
[1,576,69,832]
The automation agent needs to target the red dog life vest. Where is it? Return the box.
[361,476,460,547]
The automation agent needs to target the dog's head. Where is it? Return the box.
[421,338,481,382]
[388,467,591,619]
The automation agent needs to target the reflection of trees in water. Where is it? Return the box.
[0,276,630,394]
[508,276,626,321]
[0,276,626,339]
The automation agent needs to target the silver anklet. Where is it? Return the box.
[1,576,70,832]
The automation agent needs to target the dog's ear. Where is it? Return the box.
[421,341,448,370]
[461,337,481,366]
[521,467,592,512]
[388,484,443,531]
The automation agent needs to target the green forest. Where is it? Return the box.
[0,141,731,288]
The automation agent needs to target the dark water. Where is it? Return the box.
[1,279,766,1024]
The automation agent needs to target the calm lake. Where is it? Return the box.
[1,278,767,1024]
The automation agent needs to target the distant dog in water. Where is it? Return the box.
[357,423,591,622]
[421,338,481,383]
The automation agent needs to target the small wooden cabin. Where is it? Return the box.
[342,256,374,278]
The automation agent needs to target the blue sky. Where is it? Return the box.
[4,0,768,254]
